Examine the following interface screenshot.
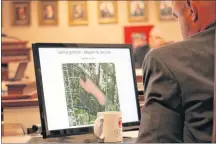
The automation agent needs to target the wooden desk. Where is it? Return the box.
[30,134,136,143]
[2,81,38,108]
[2,81,39,131]
[2,133,137,143]
[2,123,25,136]
[1,40,31,81]
[2,88,38,108]
[2,98,38,108]
[136,69,142,83]
[136,69,144,95]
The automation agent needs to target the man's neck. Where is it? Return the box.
[187,21,216,39]
[204,22,216,30]
[187,22,216,40]
[199,21,216,32]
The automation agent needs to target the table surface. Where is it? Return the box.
[2,132,138,143]
[30,134,136,143]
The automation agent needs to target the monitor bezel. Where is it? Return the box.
[32,43,141,138]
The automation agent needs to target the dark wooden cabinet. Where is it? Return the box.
[1,38,38,108]
[1,41,31,81]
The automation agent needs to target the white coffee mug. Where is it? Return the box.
[94,111,123,143]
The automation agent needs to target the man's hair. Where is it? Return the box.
[150,27,165,40]
[132,33,146,40]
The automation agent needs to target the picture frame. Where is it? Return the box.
[124,25,154,46]
[157,1,175,21]
[98,1,118,24]
[127,1,148,22]
[11,1,31,26]
[38,1,58,26]
[68,1,88,26]
[2,2,3,27]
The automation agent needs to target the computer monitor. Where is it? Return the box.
[32,43,141,138]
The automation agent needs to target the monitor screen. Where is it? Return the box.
[33,44,140,137]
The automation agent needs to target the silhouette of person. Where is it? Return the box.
[160,2,172,16]
[132,3,144,16]
[17,7,26,20]
[73,4,85,19]
[100,3,113,18]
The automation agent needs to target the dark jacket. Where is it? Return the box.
[133,45,150,69]
[136,27,215,143]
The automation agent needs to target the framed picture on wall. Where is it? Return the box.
[11,1,31,26]
[38,1,58,26]
[124,25,154,47]
[68,1,88,26]
[2,2,3,27]
[98,1,117,24]
[127,1,148,22]
[157,1,175,20]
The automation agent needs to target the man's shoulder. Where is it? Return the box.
[147,40,188,61]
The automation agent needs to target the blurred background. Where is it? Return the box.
[1,0,184,137]
[2,0,182,81]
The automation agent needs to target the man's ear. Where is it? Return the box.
[186,0,198,22]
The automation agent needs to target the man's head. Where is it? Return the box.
[149,27,166,49]
[172,0,216,39]
[132,33,147,50]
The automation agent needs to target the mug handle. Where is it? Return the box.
[94,116,105,140]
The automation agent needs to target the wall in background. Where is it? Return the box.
[2,1,182,80]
